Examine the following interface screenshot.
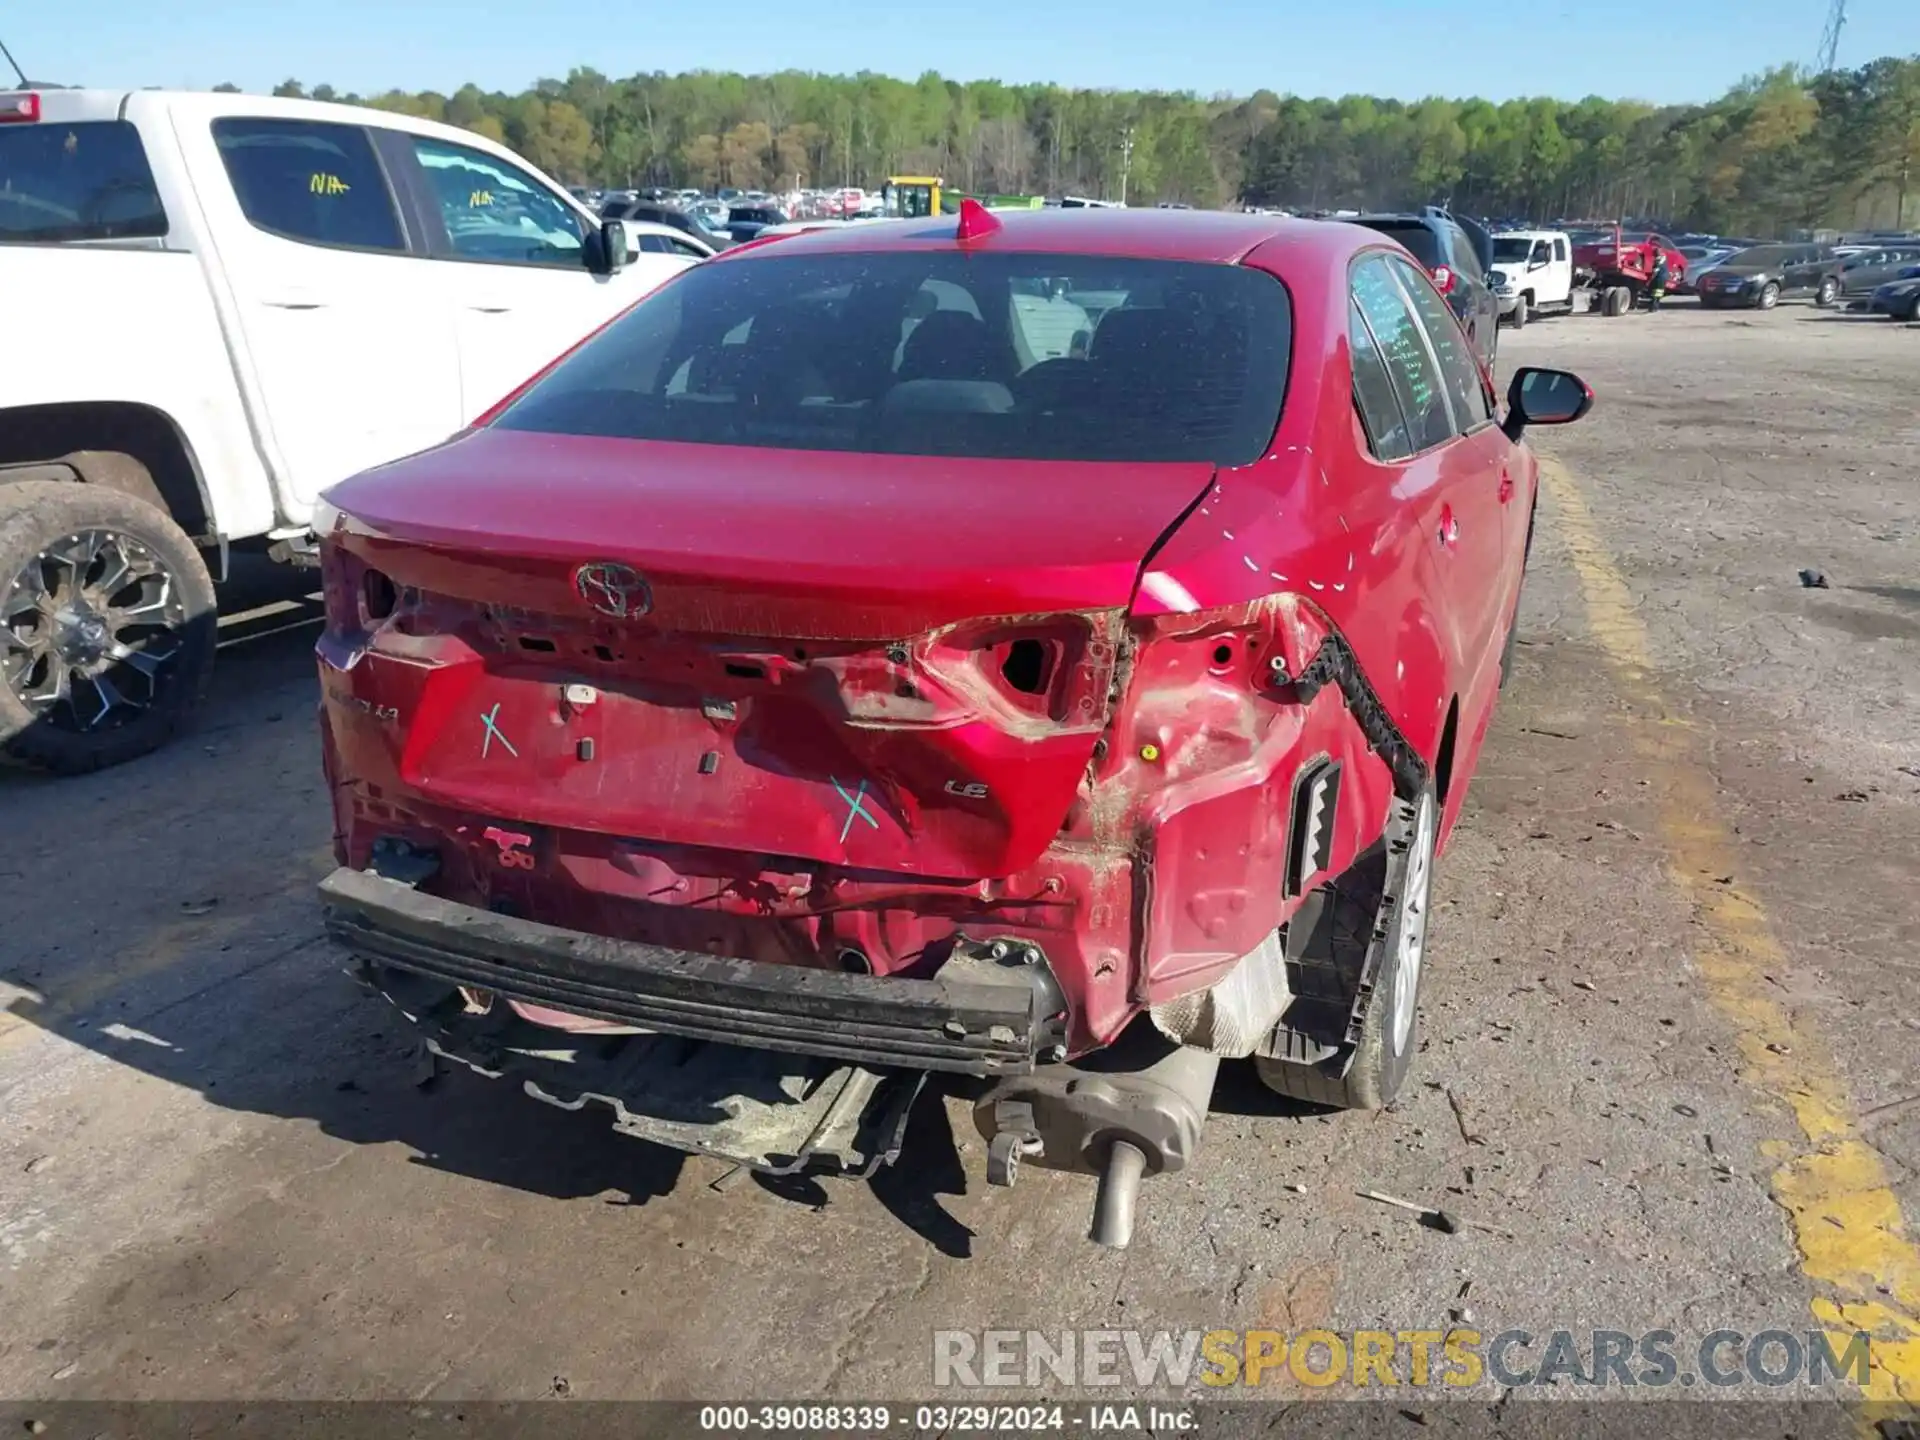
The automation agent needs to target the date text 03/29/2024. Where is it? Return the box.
[696,1405,1195,1434]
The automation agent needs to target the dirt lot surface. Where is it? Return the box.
[2,303,1917,1432]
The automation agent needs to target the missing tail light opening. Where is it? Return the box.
[1001,638,1053,696]
[362,570,397,623]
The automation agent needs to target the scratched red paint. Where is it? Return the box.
[313,209,1587,1055]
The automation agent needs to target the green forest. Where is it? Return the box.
[224,56,1920,235]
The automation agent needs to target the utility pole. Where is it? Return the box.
[1816,0,1846,73]
[1119,127,1134,207]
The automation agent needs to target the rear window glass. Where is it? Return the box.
[0,119,167,243]
[493,251,1293,465]
[1358,222,1441,268]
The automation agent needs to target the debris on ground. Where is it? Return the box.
[1798,568,1830,588]
[179,898,219,916]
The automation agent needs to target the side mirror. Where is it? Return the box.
[1503,366,1593,442]
[586,218,629,276]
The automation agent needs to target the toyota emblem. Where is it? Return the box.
[574,561,652,619]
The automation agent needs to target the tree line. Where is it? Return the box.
[223,57,1920,235]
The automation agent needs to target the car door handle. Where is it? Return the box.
[262,290,327,311]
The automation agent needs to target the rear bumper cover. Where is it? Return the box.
[319,867,1061,1076]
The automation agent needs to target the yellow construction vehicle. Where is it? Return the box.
[880,176,945,218]
[880,176,1046,219]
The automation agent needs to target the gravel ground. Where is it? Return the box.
[1,300,1915,1435]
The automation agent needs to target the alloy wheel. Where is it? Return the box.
[1388,788,1438,1058]
[1,528,188,733]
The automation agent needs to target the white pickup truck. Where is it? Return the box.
[0,87,702,774]
[1488,229,1581,328]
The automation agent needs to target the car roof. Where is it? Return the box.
[713,208,1361,266]
[624,219,713,250]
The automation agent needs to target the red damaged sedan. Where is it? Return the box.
[313,204,1591,1245]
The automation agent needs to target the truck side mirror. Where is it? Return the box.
[586,218,629,276]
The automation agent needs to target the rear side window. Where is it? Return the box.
[0,119,167,242]
[1349,299,1413,462]
[1361,221,1441,269]
[1553,238,1567,261]
[494,251,1293,465]
[213,117,404,253]
[1350,255,1453,453]
[1385,254,1493,429]
[1443,224,1484,281]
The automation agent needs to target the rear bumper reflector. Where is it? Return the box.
[319,867,1052,1075]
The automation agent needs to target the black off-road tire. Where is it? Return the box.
[0,480,217,775]
[1603,285,1632,317]
[1255,781,1441,1110]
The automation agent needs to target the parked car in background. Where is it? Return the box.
[724,203,789,242]
[1673,244,1736,293]
[1868,266,1920,321]
[1818,244,1920,307]
[0,86,697,773]
[600,197,724,249]
[308,207,1591,1245]
[1350,208,1500,366]
[1696,243,1836,309]
[622,219,717,260]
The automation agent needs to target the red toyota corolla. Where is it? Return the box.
[312,205,1591,1244]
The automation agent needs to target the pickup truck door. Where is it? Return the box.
[181,111,464,510]
[387,133,699,421]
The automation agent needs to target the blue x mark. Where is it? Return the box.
[479,702,518,760]
[832,775,879,844]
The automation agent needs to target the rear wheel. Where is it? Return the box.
[1603,284,1632,316]
[0,481,217,774]
[1255,781,1440,1110]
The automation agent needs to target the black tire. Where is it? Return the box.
[1758,281,1780,311]
[1603,284,1632,317]
[0,480,217,775]
[1903,294,1920,324]
[1509,295,1529,330]
[1255,782,1440,1110]
[1815,276,1840,308]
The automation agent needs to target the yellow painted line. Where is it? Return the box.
[1537,453,1920,1406]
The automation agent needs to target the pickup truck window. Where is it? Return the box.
[0,120,166,243]
[410,136,585,268]
[212,118,404,253]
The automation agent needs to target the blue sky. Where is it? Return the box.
[5,0,1902,106]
